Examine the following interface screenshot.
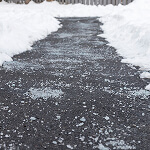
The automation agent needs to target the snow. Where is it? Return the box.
[100,0,150,90]
[1,0,150,90]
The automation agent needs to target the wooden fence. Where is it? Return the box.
[4,0,133,5]
[56,0,133,5]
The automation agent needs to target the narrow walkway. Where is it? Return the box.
[0,18,149,150]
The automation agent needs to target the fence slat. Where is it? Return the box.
[103,0,107,6]
[86,0,89,5]
[107,0,111,4]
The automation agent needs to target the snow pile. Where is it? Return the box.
[0,1,60,65]
[100,0,150,90]
[25,87,64,100]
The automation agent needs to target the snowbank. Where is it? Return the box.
[100,0,150,90]
[0,1,61,65]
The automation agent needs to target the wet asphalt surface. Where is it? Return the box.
[0,18,150,150]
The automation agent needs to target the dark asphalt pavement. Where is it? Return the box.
[0,18,150,150]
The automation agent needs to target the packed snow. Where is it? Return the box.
[1,0,150,90]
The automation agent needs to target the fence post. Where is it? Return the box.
[99,0,103,5]
[94,0,98,5]
[116,0,121,5]
[122,0,126,5]
[107,0,111,4]
[112,0,116,5]
[103,0,107,5]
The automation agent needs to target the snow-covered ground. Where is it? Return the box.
[0,0,150,90]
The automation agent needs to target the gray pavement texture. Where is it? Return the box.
[0,18,150,150]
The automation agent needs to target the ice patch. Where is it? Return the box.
[30,117,36,121]
[25,87,64,100]
[97,143,110,150]
[67,145,74,149]
[106,139,136,150]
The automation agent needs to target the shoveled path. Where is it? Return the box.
[0,18,150,150]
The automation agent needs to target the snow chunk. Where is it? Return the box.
[0,53,12,66]
[30,117,36,121]
[80,117,86,122]
[145,84,150,91]
[67,145,74,149]
[0,1,111,66]
[76,122,84,127]
[140,72,150,79]
[104,116,109,121]
[97,144,109,150]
